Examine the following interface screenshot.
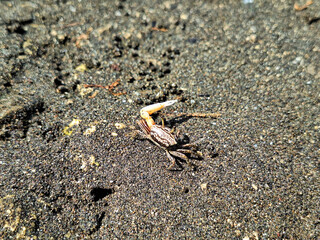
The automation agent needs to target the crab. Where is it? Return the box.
[134,100,202,170]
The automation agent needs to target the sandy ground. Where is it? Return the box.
[0,0,319,239]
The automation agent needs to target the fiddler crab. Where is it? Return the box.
[134,100,202,170]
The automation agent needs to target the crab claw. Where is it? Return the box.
[140,100,177,116]
[140,100,178,127]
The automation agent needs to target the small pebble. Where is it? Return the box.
[200,183,208,192]
[252,183,258,191]
[84,126,96,135]
[115,123,126,129]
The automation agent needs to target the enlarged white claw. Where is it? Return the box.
[140,100,178,116]
[162,99,178,107]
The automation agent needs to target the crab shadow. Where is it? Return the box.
[157,114,193,128]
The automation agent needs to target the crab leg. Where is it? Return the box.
[176,148,203,158]
[169,150,193,167]
[140,100,178,127]
[166,151,177,170]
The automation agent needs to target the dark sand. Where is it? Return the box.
[0,0,319,239]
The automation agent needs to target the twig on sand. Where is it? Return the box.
[167,112,221,118]
[294,1,313,11]
[84,79,126,97]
